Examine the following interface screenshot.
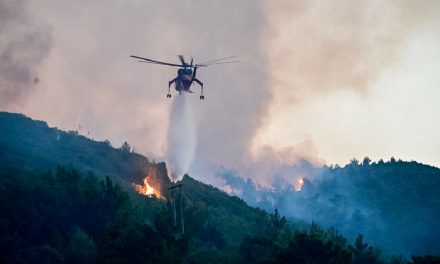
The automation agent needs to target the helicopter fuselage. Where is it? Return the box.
[168,67,204,99]
[174,68,195,93]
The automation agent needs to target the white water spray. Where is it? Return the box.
[167,94,196,181]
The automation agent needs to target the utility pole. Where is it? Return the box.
[168,183,184,236]
[179,185,184,235]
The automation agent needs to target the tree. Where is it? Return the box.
[120,141,131,153]
[104,139,112,147]
[279,230,351,264]
[240,236,280,264]
[350,158,360,166]
[362,157,371,166]
[265,209,290,242]
[410,255,440,264]
[97,206,163,264]
[351,234,383,264]
[65,227,96,264]
[198,226,227,249]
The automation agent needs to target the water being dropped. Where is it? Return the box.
[167,94,196,181]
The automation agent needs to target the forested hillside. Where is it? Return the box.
[220,158,440,256]
[1,112,439,263]
[0,112,170,192]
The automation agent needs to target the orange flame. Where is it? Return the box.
[134,177,164,199]
[295,177,305,192]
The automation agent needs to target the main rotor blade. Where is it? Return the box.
[198,56,236,65]
[178,55,186,65]
[197,60,240,67]
[130,55,183,67]
[138,61,173,65]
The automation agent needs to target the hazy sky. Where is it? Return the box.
[255,0,440,168]
[2,0,439,182]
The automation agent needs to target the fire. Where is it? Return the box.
[143,178,155,196]
[223,184,243,195]
[295,177,305,192]
[134,177,164,199]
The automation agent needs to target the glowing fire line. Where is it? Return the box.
[134,177,164,199]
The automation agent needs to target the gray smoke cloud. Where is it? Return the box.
[4,0,271,185]
[2,0,439,258]
[263,0,438,103]
[1,0,439,186]
[0,0,52,108]
[243,0,440,184]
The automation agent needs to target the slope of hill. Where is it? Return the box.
[1,111,439,262]
[0,111,277,261]
[0,111,170,193]
[179,175,269,245]
[219,159,440,256]
[0,111,289,263]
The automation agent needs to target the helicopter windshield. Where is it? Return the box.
[178,69,192,75]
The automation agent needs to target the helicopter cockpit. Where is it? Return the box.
[178,69,192,75]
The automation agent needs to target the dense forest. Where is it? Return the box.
[219,158,440,256]
[1,112,439,263]
[1,167,439,263]
[0,112,170,192]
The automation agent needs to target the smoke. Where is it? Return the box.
[263,0,435,102]
[1,0,439,256]
[0,0,52,108]
[252,0,440,170]
[218,160,440,256]
[2,0,439,182]
[4,0,270,173]
[167,94,196,181]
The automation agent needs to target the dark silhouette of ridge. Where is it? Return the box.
[0,111,171,192]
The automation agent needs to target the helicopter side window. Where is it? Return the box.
[178,69,183,74]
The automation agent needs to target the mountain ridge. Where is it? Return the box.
[1,111,440,259]
[0,111,171,193]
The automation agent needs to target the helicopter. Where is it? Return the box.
[130,55,238,100]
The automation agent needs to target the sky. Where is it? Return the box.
[1,0,439,183]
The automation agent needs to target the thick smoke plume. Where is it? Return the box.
[263,0,435,102]
[251,0,440,173]
[0,0,439,180]
[6,0,269,172]
[0,0,51,108]
[2,1,439,179]
[1,0,439,257]
[167,94,196,181]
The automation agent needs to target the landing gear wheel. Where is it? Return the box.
[167,94,171,98]
[200,95,204,100]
